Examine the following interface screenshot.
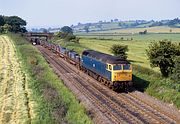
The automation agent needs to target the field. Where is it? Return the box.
[77,33,180,42]
[89,26,180,34]
[0,35,34,123]
[54,31,180,109]
[73,30,180,70]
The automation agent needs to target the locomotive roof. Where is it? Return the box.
[82,50,130,64]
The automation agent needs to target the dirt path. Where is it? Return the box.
[0,35,32,124]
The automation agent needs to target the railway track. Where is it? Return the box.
[37,46,180,124]
[126,92,180,123]
[39,48,130,123]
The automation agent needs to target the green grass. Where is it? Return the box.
[88,26,180,34]
[53,37,180,109]
[74,34,180,70]
[133,65,180,108]
[9,33,93,124]
[77,33,180,42]
[54,38,154,70]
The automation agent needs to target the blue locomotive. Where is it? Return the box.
[81,50,132,89]
[40,41,132,90]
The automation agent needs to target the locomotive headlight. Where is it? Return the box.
[114,73,118,80]
[114,75,116,80]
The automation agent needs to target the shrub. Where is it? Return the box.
[64,33,76,41]
[171,56,180,84]
[56,32,79,43]
[139,30,147,34]
[110,44,128,59]
[146,40,180,77]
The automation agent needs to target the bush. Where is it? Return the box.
[171,56,180,84]
[146,40,180,77]
[110,44,128,59]
[56,32,79,43]
[139,30,147,34]
[64,33,76,41]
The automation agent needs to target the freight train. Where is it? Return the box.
[39,41,133,90]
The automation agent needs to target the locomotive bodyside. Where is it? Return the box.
[82,55,111,81]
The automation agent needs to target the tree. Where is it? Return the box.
[4,16,26,33]
[84,25,89,33]
[171,56,180,84]
[61,26,73,34]
[139,30,147,34]
[146,40,180,77]
[20,27,27,33]
[110,44,128,59]
[0,26,4,33]
[42,28,48,33]
[2,24,12,33]
[56,31,79,43]
[168,18,180,26]
[0,15,5,26]
[144,29,147,34]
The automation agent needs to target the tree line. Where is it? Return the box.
[0,15,27,33]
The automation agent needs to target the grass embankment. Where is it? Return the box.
[0,35,32,123]
[8,33,93,124]
[53,38,180,109]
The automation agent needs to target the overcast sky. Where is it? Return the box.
[0,0,179,28]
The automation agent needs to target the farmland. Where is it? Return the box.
[89,26,180,34]
[73,27,180,70]
[0,35,33,123]
[53,31,180,109]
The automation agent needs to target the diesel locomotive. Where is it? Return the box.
[39,41,133,90]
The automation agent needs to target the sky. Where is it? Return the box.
[0,0,180,28]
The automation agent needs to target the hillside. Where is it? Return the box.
[72,18,180,33]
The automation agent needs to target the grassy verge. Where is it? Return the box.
[132,65,180,108]
[53,38,180,109]
[8,33,93,124]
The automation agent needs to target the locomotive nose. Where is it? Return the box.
[113,72,132,82]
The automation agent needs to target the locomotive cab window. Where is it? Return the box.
[123,64,131,70]
[109,65,112,70]
[113,65,122,70]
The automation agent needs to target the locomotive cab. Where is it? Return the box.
[111,64,132,82]
[106,64,132,83]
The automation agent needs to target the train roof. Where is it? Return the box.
[82,50,130,64]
